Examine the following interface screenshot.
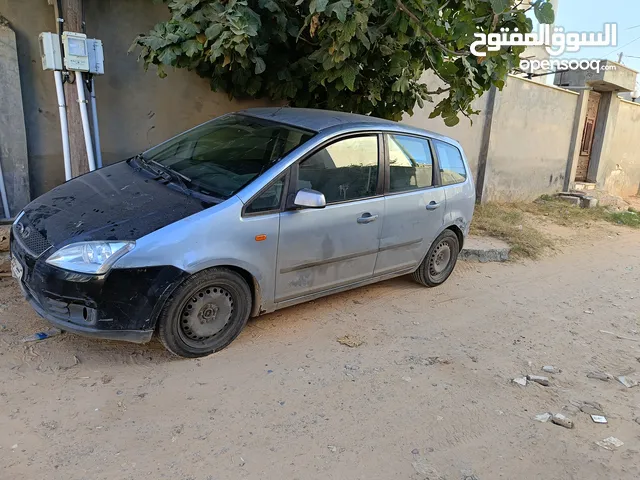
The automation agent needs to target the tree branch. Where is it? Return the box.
[424,55,450,88]
[395,0,468,56]
[425,86,450,95]
[380,6,399,30]
[297,36,319,46]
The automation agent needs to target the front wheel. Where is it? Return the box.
[412,230,460,287]
[157,268,252,358]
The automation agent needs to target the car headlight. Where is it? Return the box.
[46,241,135,274]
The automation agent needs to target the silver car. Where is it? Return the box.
[11,108,475,357]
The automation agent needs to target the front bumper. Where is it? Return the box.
[23,285,154,343]
[11,230,188,344]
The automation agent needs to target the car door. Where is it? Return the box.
[275,134,384,303]
[432,139,475,233]
[374,133,445,275]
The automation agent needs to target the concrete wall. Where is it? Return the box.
[483,76,578,201]
[0,0,264,198]
[602,99,640,197]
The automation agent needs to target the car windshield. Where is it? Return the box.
[141,114,314,199]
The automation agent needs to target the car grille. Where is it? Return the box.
[12,219,52,257]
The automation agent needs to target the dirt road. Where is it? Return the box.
[2,225,640,480]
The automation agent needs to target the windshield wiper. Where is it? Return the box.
[132,154,226,204]
[149,160,193,197]
[133,154,193,197]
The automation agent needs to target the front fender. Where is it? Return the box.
[116,198,278,316]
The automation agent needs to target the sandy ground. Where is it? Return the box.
[1,223,640,480]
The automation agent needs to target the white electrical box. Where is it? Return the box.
[38,32,104,74]
[38,32,63,71]
[62,31,90,72]
[87,39,105,75]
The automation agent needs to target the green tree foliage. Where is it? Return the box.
[133,0,555,123]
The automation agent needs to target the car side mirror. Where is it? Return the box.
[293,188,326,209]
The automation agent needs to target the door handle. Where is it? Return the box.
[357,213,379,224]
[426,201,441,211]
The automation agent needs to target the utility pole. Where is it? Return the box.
[618,52,624,63]
[53,0,89,177]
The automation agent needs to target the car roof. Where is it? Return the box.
[239,107,457,144]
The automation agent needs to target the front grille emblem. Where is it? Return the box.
[14,220,52,257]
[16,222,31,239]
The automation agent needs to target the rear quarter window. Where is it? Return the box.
[434,140,467,186]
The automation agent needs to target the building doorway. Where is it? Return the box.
[575,91,601,182]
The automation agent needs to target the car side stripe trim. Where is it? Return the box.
[279,239,422,274]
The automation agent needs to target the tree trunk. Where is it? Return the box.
[55,0,89,178]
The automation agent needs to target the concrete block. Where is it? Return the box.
[557,195,581,206]
[580,196,598,209]
[573,182,596,191]
[459,235,510,263]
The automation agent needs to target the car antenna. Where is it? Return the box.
[270,104,289,117]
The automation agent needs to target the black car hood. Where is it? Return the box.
[20,161,208,247]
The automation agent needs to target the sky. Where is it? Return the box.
[555,0,640,92]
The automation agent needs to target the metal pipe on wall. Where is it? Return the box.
[75,71,97,172]
[54,71,73,181]
[89,77,102,168]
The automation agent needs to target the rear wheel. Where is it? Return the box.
[157,268,252,358]
[412,230,460,287]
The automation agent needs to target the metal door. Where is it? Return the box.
[576,91,601,182]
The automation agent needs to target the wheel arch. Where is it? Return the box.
[186,258,267,317]
[445,224,464,251]
[221,265,263,317]
[149,263,264,334]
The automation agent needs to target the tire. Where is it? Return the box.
[412,230,460,287]
[157,268,252,358]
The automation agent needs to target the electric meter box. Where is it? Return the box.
[87,39,105,75]
[62,31,90,72]
[39,32,63,71]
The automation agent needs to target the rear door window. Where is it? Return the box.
[433,140,467,186]
[386,134,434,193]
